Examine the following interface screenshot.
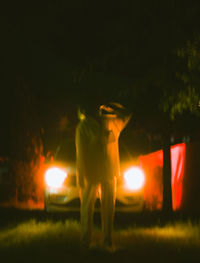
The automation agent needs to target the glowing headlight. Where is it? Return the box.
[45,167,67,188]
[124,167,145,191]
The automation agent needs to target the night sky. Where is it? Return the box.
[1,1,200,158]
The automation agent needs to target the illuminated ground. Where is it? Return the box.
[0,209,200,262]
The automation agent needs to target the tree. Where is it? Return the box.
[157,35,200,213]
[9,77,44,202]
[163,36,200,119]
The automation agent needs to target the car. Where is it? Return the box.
[44,160,146,213]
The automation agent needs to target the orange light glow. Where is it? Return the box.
[45,167,67,188]
[124,167,145,191]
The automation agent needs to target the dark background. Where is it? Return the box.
[1,0,200,160]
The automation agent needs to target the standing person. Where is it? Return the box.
[75,102,131,248]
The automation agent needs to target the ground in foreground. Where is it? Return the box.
[0,214,199,263]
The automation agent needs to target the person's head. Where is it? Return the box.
[77,102,127,120]
[99,102,125,117]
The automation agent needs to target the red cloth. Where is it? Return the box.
[139,143,185,210]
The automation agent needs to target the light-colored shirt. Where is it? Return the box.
[76,112,131,185]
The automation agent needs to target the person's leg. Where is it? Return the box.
[80,182,98,246]
[101,177,116,247]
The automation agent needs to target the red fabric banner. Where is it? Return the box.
[139,143,185,210]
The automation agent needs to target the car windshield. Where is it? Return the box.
[54,139,76,163]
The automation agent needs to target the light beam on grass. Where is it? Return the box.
[0,219,81,248]
[0,220,200,250]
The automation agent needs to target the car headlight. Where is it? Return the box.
[124,166,145,191]
[45,167,67,188]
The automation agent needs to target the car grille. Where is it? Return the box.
[64,174,77,186]
[51,195,67,202]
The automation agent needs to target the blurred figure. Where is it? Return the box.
[75,102,131,248]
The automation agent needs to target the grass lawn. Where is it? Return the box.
[0,218,200,263]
